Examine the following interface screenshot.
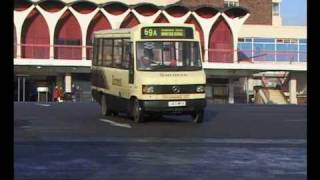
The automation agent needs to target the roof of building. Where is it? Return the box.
[24,0,249,12]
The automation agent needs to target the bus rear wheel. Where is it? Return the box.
[101,94,111,116]
[132,99,144,123]
[192,110,204,123]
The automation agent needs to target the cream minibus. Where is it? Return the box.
[91,24,206,123]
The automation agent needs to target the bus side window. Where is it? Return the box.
[98,39,103,66]
[102,39,113,67]
[122,39,130,69]
[113,39,123,68]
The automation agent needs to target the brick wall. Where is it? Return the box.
[239,0,272,25]
[179,0,272,25]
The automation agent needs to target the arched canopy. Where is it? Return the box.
[14,0,33,11]
[132,3,159,16]
[86,12,112,60]
[54,10,82,59]
[87,12,111,43]
[185,15,204,57]
[194,5,220,18]
[66,0,97,6]
[70,0,97,14]
[102,1,129,15]
[208,17,234,63]
[223,6,249,18]
[163,4,189,17]
[38,0,65,12]
[131,2,159,9]
[192,5,220,12]
[22,9,50,59]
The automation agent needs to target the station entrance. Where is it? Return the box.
[14,75,56,102]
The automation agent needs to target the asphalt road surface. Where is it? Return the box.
[14,102,307,180]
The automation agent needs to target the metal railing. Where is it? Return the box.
[54,44,82,60]
[19,44,50,59]
[14,44,307,63]
[16,44,93,60]
[206,48,307,63]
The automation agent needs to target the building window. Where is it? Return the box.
[238,37,307,62]
[224,1,239,7]
[272,3,280,16]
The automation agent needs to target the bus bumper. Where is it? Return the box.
[141,99,206,113]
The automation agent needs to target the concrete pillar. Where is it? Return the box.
[228,78,234,104]
[17,77,20,102]
[205,85,213,98]
[22,77,26,102]
[14,5,35,59]
[289,75,298,104]
[64,74,72,93]
[245,77,249,104]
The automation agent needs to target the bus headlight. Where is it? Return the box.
[196,85,205,93]
[142,85,155,94]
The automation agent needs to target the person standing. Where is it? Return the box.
[58,87,64,102]
[71,84,76,102]
[53,86,60,102]
[75,85,81,102]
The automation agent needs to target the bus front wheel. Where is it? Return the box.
[192,110,204,123]
[101,94,111,116]
[132,99,144,123]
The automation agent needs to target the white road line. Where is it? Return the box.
[285,119,306,122]
[99,118,132,128]
[37,137,306,145]
[35,103,51,107]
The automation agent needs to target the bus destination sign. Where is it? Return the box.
[141,27,194,39]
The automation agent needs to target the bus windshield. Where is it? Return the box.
[136,41,202,71]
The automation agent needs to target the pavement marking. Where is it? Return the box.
[35,137,306,145]
[35,103,51,107]
[21,126,32,129]
[100,138,306,145]
[99,118,132,128]
[285,119,306,122]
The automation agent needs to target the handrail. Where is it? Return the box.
[14,44,307,62]
[18,43,93,48]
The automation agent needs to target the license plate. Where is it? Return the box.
[168,101,186,107]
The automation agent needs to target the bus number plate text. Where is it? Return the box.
[168,101,186,107]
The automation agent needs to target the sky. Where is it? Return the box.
[281,0,307,26]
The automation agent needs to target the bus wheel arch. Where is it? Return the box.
[128,96,137,113]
